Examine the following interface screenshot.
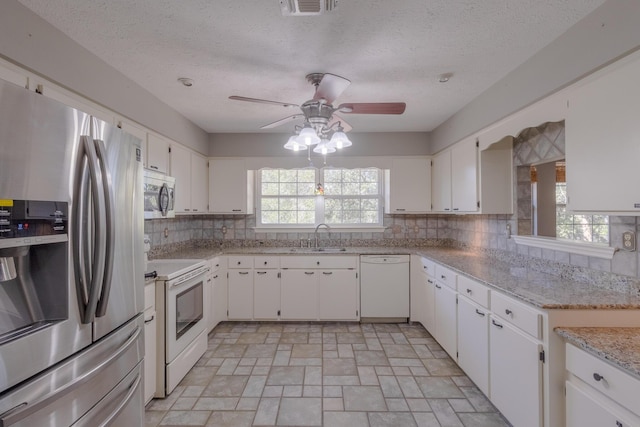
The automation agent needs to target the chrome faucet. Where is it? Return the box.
[314,223,331,248]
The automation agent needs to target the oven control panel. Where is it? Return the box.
[0,199,68,239]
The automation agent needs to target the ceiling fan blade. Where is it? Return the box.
[328,113,352,132]
[313,73,351,104]
[229,95,298,108]
[260,114,305,129]
[338,102,406,114]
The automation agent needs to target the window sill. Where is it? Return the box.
[512,235,616,259]
[254,226,386,234]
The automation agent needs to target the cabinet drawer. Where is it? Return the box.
[491,292,541,339]
[419,257,436,277]
[210,257,222,272]
[281,255,358,269]
[254,256,280,269]
[435,264,457,290]
[227,255,253,269]
[144,282,155,311]
[566,343,640,416]
[458,275,490,309]
[566,380,639,427]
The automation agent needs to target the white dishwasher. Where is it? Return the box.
[360,255,410,321]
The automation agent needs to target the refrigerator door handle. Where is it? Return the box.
[82,136,107,324]
[74,373,142,427]
[72,140,90,321]
[93,138,115,318]
[0,326,141,426]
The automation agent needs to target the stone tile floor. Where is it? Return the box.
[145,322,511,427]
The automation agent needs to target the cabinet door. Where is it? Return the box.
[280,270,318,320]
[190,153,208,213]
[143,309,156,404]
[457,296,489,395]
[228,270,253,320]
[410,269,427,326]
[209,159,253,214]
[451,139,478,212]
[0,63,28,88]
[170,143,192,213]
[212,269,228,328]
[253,270,280,320]
[423,277,436,334]
[318,270,358,320]
[434,282,457,358]
[489,315,542,427]
[385,158,431,213]
[432,150,452,212]
[566,381,637,427]
[147,134,170,174]
[565,53,640,212]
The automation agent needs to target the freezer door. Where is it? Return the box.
[0,315,143,427]
[91,118,144,341]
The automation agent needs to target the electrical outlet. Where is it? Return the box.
[622,230,636,252]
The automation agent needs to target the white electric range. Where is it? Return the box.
[146,259,210,397]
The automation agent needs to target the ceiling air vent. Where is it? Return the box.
[280,0,338,16]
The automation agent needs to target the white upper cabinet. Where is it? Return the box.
[209,158,254,214]
[0,61,28,88]
[432,150,452,212]
[565,51,640,213]
[451,138,478,212]
[147,133,171,174]
[170,143,208,214]
[384,157,432,214]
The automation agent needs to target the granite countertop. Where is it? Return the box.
[150,245,640,310]
[555,327,640,380]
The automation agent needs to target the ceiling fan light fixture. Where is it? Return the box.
[284,134,304,151]
[329,129,351,149]
[296,125,321,146]
[313,139,336,155]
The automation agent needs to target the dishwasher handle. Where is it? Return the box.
[360,255,409,264]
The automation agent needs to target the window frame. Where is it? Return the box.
[255,167,385,231]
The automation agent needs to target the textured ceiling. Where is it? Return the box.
[18,0,606,134]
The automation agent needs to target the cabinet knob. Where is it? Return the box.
[505,309,513,316]
[593,372,605,382]
[441,275,446,279]
[237,261,241,265]
[466,288,472,294]
[264,261,268,265]
[317,261,320,266]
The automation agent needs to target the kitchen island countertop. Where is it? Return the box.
[555,327,640,380]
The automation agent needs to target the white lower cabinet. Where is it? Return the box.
[565,343,640,426]
[280,270,318,320]
[433,281,457,359]
[489,314,543,427]
[457,295,489,395]
[143,283,156,405]
[228,269,253,320]
[318,270,359,320]
[209,257,227,330]
[253,270,281,320]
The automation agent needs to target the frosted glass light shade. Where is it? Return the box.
[296,126,320,146]
[313,140,336,155]
[329,131,352,149]
[284,135,304,151]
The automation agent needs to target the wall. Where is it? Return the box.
[0,0,209,154]
[209,132,430,157]
[429,0,640,154]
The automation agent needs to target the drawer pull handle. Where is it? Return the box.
[492,319,503,329]
[616,421,623,427]
[441,275,446,279]
[144,315,155,324]
[323,272,333,275]
[593,372,604,382]
[475,309,485,317]
[466,288,472,294]
[239,271,249,275]
[427,279,433,284]
[435,284,442,289]
[256,271,267,275]
[305,272,314,275]
[505,309,513,316]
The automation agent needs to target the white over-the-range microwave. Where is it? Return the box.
[143,169,176,219]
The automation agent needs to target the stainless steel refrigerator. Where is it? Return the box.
[0,78,145,426]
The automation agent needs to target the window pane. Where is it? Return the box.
[262,183,279,195]
[324,169,342,182]
[362,211,379,223]
[262,210,278,224]
[279,211,296,223]
[343,210,360,223]
[298,210,315,224]
[279,170,297,182]
[361,182,379,195]
[325,198,342,211]
[279,183,297,195]
[298,198,315,210]
[343,182,360,195]
[261,198,278,210]
[362,199,378,210]
[298,169,316,182]
[324,182,342,195]
[280,198,297,210]
[343,198,360,210]
[261,169,279,182]
[298,182,315,195]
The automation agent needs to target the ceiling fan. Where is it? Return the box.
[229,73,406,141]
